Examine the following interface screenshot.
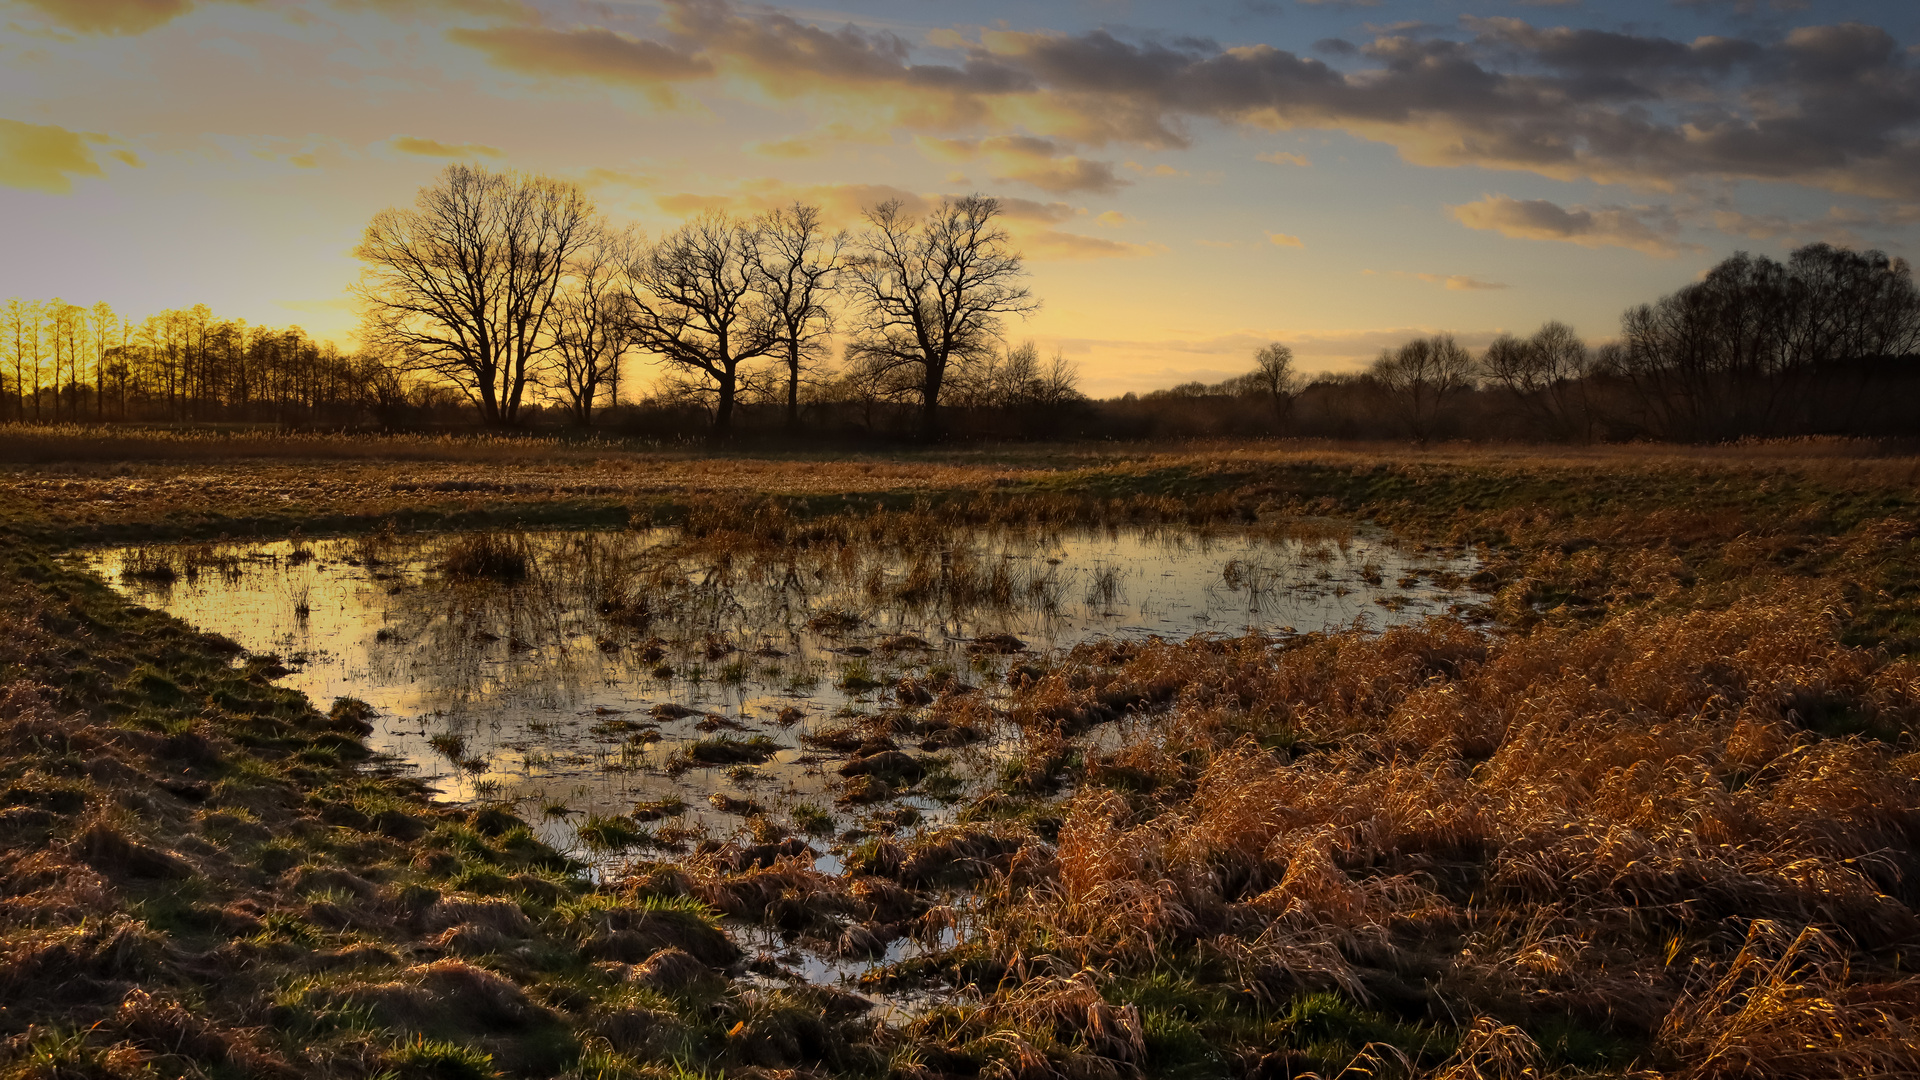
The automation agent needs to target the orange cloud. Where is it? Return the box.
[1021,230,1161,261]
[16,0,196,35]
[1385,271,1509,291]
[1449,194,1695,257]
[390,135,503,158]
[0,119,112,194]
[654,180,927,225]
[917,135,1125,194]
[1266,231,1303,248]
[582,167,657,190]
[1421,273,1506,291]
[647,179,1150,262]
[446,25,713,102]
[1256,151,1310,167]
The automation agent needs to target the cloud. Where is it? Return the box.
[446,25,713,101]
[654,180,929,224]
[1674,0,1809,12]
[1706,203,1919,247]
[0,118,112,194]
[14,0,196,35]
[1711,209,1794,241]
[1449,194,1693,256]
[1256,151,1310,166]
[581,167,657,191]
[1412,272,1508,290]
[975,15,1920,199]
[647,178,1150,261]
[918,134,1125,194]
[753,136,827,158]
[1022,230,1161,260]
[1266,231,1303,247]
[993,196,1080,223]
[748,122,891,159]
[390,135,503,158]
[438,3,1920,204]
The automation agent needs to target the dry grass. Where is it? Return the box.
[944,587,1920,1076]
[12,435,1920,1078]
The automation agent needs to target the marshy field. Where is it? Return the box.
[4,429,1920,1080]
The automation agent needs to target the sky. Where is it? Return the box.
[2,0,1917,397]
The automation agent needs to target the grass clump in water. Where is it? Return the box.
[575,813,648,852]
[440,531,530,582]
[668,735,783,770]
[789,802,834,836]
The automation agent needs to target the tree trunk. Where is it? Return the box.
[714,368,736,433]
[921,365,943,440]
[476,363,503,426]
[786,343,801,432]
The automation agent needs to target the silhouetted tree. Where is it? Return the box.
[549,226,638,427]
[751,203,844,433]
[624,214,777,435]
[947,340,1082,409]
[1482,321,1595,441]
[2,299,34,421]
[845,196,1037,437]
[1244,342,1299,428]
[1371,333,1474,443]
[355,164,597,426]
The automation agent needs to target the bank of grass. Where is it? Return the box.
[3,436,1920,1078]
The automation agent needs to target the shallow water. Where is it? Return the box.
[88,522,1478,851]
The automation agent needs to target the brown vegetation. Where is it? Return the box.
[3,439,1920,1079]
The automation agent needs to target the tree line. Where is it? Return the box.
[353,165,1036,436]
[5,162,1917,443]
[1099,242,1920,444]
[0,298,437,425]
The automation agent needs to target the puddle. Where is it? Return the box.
[87,522,1479,849]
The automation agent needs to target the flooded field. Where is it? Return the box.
[92,521,1479,844]
[17,448,1915,1080]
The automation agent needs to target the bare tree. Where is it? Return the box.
[751,203,845,432]
[548,226,638,427]
[1481,321,1595,441]
[1244,342,1299,429]
[624,213,777,434]
[949,339,1083,409]
[89,301,115,420]
[845,196,1038,437]
[355,164,597,427]
[2,299,34,421]
[1370,333,1474,444]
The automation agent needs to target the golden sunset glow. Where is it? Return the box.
[3,0,1914,394]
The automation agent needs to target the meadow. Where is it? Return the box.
[2,429,1919,1080]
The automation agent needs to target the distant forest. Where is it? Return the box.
[6,165,1919,444]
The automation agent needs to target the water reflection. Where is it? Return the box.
[90,522,1479,849]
